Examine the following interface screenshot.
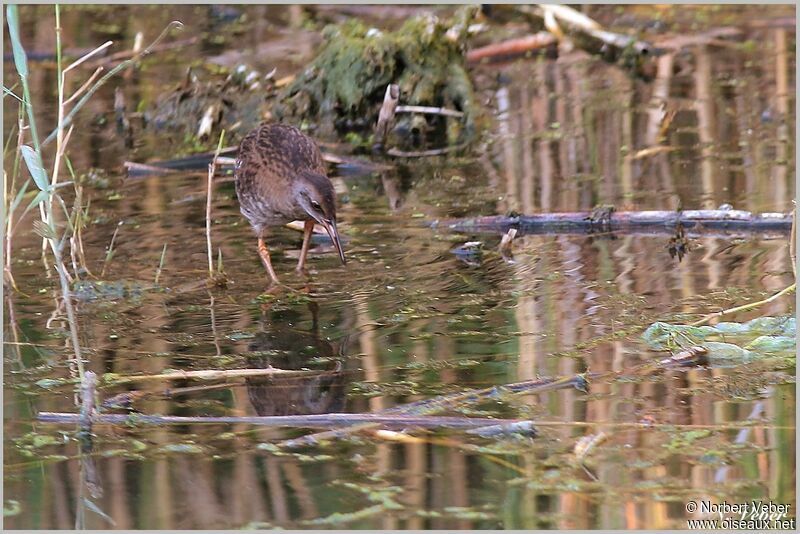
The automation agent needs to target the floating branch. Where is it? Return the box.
[279,373,593,449]
[434,209,792,235]
[394,105,464,118]
[38,412,530,430]
[38,348,710,442]
[279,345,712,449]
[107,367,320,384]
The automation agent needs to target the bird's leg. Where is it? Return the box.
[257,233,280,285]
[296,220,316,272]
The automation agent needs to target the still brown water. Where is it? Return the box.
[4,5,796,530]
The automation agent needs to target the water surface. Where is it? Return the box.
[4,4,795,529]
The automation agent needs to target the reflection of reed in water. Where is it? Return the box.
[245,318,348,416]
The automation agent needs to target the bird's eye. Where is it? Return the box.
[311,200,322,211]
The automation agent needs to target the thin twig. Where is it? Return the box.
[395,105,464,118]
[154,243,168,285]
[206,130,226,277]
[63,40,113,74]
[64,156,93,277]
[64,66,104,106]
[790,202,796,279]
[84,36,199,70]
[39,412,527,430]
[109,367,321,384]
[690,283,796,327]
[279,373,592,449]
[100,221,123,278]
[386,143,468,158]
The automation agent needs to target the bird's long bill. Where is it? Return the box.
[321,219,346,265]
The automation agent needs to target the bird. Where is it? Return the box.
[234,123,346,284]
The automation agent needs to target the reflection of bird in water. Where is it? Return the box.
[245,314,348,416]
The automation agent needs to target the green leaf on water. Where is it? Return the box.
[20,145,49,191]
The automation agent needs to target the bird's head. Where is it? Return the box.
[293,171,346,265]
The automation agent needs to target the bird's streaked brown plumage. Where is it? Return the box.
[234,123,346,284]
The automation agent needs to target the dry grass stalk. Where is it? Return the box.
[206,130,226,278]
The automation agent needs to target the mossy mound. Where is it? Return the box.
[274,7,479,144]
[143,8,480,152]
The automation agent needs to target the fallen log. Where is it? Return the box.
[433,209,792,235]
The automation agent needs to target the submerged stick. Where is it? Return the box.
[279,373,592,449]
[38,412,527,430]
[280,344,713,449]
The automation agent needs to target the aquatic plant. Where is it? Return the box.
[275,7,480,143]
[5,6,183,377]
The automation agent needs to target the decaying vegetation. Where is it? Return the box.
[274,7,480,145]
